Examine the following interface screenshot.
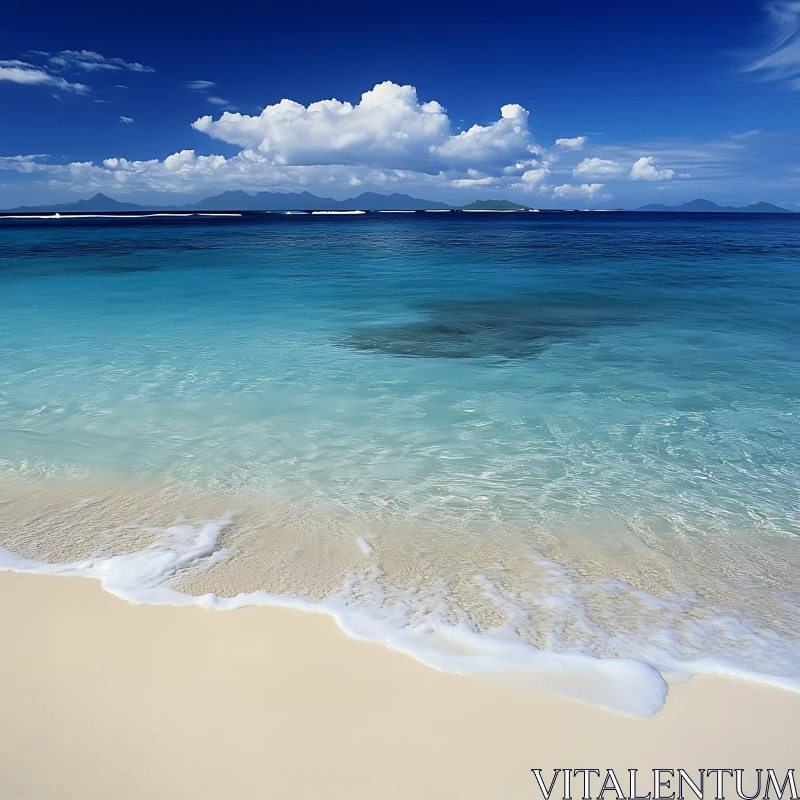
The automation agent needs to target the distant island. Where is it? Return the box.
[461,199,531,211]
[6,194,152,213]
[3,192,794,214]
[635,198,792,213]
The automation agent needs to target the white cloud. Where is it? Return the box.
[0,154,49,173]
[520,167,548,187]
[572,157,626,178]
[585,131,763,182]
[0,63,89,93]
[744,2,800,88]
[451,176,498,188]
[0,59,36,68]
[552,182,606,198]
[630,156,675,181]
[5,82,613,200]
[555,136,587,150]
[187,80,216,90]
[207,96,229,105]
[192,81,541,175]
[43,151,451,196]
[120,116,134,123]
[44,50,154,73]
[0,50,152,96]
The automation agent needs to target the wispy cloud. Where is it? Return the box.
[587,131,764,180]
[187,80,235,109]
[120,116,135,123]
[43,50,155,74]
[0,61,89,94]
[744,1,800,88]
[1,50,153,96]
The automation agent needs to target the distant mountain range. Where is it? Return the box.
[3,191,451,213]
[3,192,794,214]
[186,190,453,211]
[636,198,792,213]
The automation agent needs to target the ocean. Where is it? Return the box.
[0,210,798,715]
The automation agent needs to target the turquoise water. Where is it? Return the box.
[1,212,798,713]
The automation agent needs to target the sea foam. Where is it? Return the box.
[4,505,797,714]
[0,514,668,717]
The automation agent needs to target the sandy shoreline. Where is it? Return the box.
[1,570,798,800]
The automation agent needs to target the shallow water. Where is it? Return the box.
[1,211,798,714]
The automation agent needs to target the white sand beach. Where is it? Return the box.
[1,570,797,800]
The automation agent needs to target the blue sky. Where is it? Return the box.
[1,0,798,208]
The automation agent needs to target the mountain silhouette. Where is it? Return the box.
[636,198,792,213]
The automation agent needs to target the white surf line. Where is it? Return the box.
[311,210,367,215]
[1,213,192,220]
[378,210,418,213]
[1,212,240,220]
[0,522,670,717]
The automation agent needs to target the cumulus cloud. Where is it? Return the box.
[192,81,542,175]
[744,1,800,88]
[555,136,587,150]
[44,50,154,73]
[10,82,627,199]
[630,156,675,181]
[43,150,451,196]
[187,80,216,90]
[572,157,626,178]
[0,62,89,93]
[518,167,548,189]
[120,116,134,123]
[552,183,606,198]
